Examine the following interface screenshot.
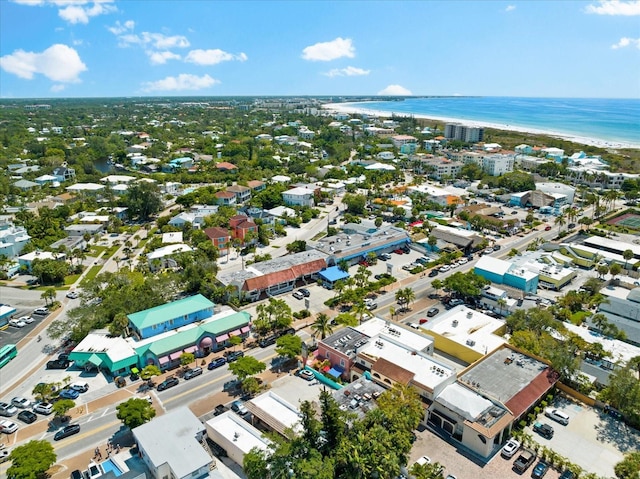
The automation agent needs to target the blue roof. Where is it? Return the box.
[319,266,350,282]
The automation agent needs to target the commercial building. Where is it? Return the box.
[535,182,576,204]
[408,184,462,207]
[595,287,640,346]
[309,224,410,266]
[474,256,539,294]
[413,156,463,179]
[133,407,211,479]
[205,411,271,467]
[245,390,303,437]
[582,236,640,264]
[429,225,484,254]
[217,250,328,301]
[444,124,484,143]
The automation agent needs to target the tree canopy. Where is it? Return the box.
[116,398,157,429]
[8,440,57,479]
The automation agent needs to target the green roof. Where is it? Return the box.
[136,311,251,357]
[127,294,214,330]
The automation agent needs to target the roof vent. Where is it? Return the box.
[452,319,459,327]
[467,311,473,318]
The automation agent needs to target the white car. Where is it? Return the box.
[439,265,451,273]
[11,397,31,409]
[500,438,521,458]
[0,420,19,434]
[457,258,468,265]
[18,316,35,324]
[66,291,79,299]
[8,318,26,328]
[415,456,432,466]
[544,407,570,425]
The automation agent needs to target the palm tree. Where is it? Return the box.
[311,313,333,340]
[554,214,566,232]
[402,287,416,308]
[352,301,369,324]
[623,249,634,270]
[389,306,396,321]
[496,298,507,316]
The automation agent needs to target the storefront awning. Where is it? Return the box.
[131,367,139,374]
[158,356,170,365]
[229,329,241,336]
[216,334,229,342]
[183,346,197,354]
[87,353,103,367]
[240,326,251,333]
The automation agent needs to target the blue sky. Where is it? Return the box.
[1,0,639,98]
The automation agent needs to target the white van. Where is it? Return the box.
[70,381,89,393]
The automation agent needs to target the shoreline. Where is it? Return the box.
[323,102,640,150]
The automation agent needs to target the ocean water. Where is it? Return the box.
[343,97,640,146]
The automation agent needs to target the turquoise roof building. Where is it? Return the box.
[128,294,214,339]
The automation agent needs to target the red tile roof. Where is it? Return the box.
[216,162,238,170]
[505,368,559,420]
[215,191,236,198]
[236,220,257,230]
[204,227,230,240]
[243,258,326,292]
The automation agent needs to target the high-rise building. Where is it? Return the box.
[444,123,484,143]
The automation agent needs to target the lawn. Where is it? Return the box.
[64,274,81,286]
[570,310,590,325]
[80,265,102,285]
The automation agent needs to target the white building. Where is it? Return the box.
[133,407,211,479]
[0,221,30,259]
[282,186,315,207]
[482,154,514,176]
[205,411,271,466]
[147,244,193,270]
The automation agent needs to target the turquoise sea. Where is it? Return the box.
[341,97,640,147]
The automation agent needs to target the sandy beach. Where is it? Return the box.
[323,102,640,150]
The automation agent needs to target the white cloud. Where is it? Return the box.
[302,37,355,61]
[0,44,87,82]
[585,0,640,15]
[323,66,370,77]
[114,30,190,50]
[147,50,181,65]
[108,20,135,35]
[611,37,640,48]
[13,0,117,24]
[185,49,248,65]
[505,5,516,11]
[377,84,412,95]
[141,73,219,92]
[51,84,66,92]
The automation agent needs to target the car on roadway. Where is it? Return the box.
[533,422,554,439]
[59,388,80,400]
[18,315,35,324]
[0,449,10,463]
[8,318,26,328]
[259,336,277,348]
[46,359,70,370]
[366,302,378,310]
[208,357,227,370]
[439,265,450,273]
[33,307,49,315]
[544,408,569,425]
[53,423,81,441]
[11,397,31,409]
[0,420,19,434]
[66,291,79,299]
[32,402,54,415]
[157,377,180,391]
[183,367,203,380]
[428,269,439,277]
[0,402,18,417]
[226,351,244,362]
[500,438,521,458]
[231,400,249,416]
[544,225,552,231]
[531,461,549,479]
[457,257,468,265]
[298,369,315,381]
[17,410,38,424]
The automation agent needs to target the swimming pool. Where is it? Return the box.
[100,458,124,477]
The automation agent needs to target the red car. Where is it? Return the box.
[419,318,429,324]
[394,249,404,255]
[544,225,552,231]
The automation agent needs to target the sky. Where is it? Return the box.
[0,0,639,99]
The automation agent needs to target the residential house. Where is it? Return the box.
[50,236,87,253]
[214,191,237,206]
[53,166,76,182]
[226,185,251,204]
[34,174,59,186]
[13,179,39,191]
[229,214,257,242]
[64,223,105,237]
[282,186,315,207]
[0,221,31,259]
[215,162,238,173]
[391,135,418,148]
[247,180,266,192]
[147,244,193,271]
[19,250,66,272]
[204,226,232,254]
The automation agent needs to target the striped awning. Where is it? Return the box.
[217,334,229,342]
[229,329,241,336]
[183,346,197,354]
[158,356,170,365]
[240,326,251,333]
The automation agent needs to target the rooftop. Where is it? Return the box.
[70,331,136,364]
[331,377,386,420]
[205,411,271,456]
[356,317,434,353]
[309,225,409,261]
[147,243,193,260]
[127,294,214,330]
[475,256,512,277]
[246,391,302,436]
[426,306,507,356]
[133,407,210,478]
[583,235,640,257]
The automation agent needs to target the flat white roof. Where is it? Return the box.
[248,391,302,434]
[436,382,494,422]
[583,236,640,257]
[434,224,478,239]
[357,335,454,390]
[567,243,626,263]
[563,323,640,364]
[148,243,193,260]
[356,317,434,353]
[100,175,136,183]
[475,256,512,276]
[283,186,315,196]
[205,411,271,455]
[73,331,136,363]
[66,183,104,191]
[162,232,183,244]
[522,260,575,281]
[425,306,506,356]
[134,407,209,478]
[408,184,454,197]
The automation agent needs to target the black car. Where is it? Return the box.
[46,359,70,370]
[428,269,439,277]
[17,410,37,424]
[533,422,554,439]
[213,404,228,416]
[70,470,83,479]
[559,471,576,479]
[183,367,203,380]
[259,336,277,348]
[298,288,310,297]
[277,327,296,337]
[58,353,69,362]
[208,357,227,370]
[226,351,244,362]
[54,423,81,440]
[157,377,179,391]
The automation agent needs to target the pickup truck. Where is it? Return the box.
[512,448,536,473]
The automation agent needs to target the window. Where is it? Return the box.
[340,359,345,367]
[326,352,331,359]
[219,237,225,242]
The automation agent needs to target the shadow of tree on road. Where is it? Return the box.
[593,413,640,453]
